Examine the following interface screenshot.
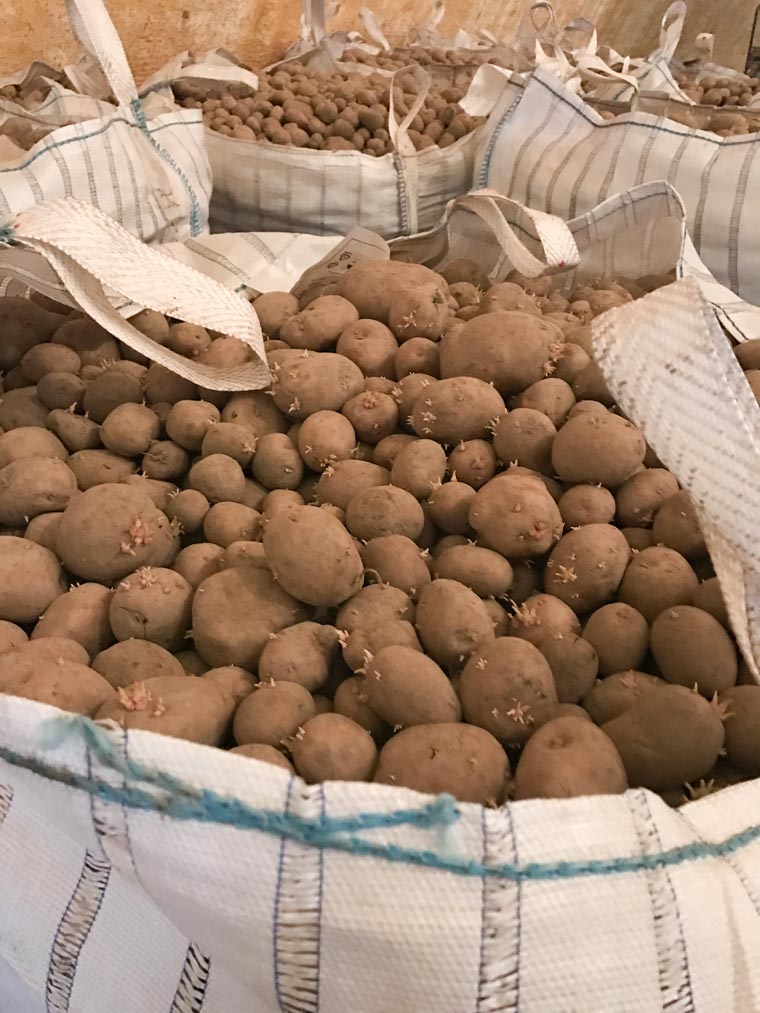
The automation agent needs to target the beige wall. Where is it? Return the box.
[3,0,757,83]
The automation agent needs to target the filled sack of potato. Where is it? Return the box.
[3,183,760,1011]
[0,0,210,243]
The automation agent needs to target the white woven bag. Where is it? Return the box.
[0,0,211,244]
[2,185,760,1013]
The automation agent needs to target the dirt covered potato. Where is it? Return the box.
[650,605,737,696]
[96,676,231,745]
[544,524,630,613]
[291,713,377,782]
[552,413,646,487]
[0,537,65,623]
[514,717,627,799]
[411,377,505,444]
[582,603,649,676]
[415,579,493,667]
[364,645,461,726]
[233,680,315,747]
[109,566,193,651]
[258,622,339,691]
[469,473,563,559]
[93,640,185,688]
[4,657,113,716]
[433,545,512,598]
[360,535,431,598]
[32,582,112,657]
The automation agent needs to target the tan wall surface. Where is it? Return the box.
[2,0,757,83]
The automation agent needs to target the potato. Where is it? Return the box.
[459,637,557,745]
[514,378,575,428]
[68,449,136,489]
[263,505,363,606]
[415,579,493,668]
[511,593,581,646]
[297,410,356,471]
[718,686,760,772]
[362,644,460,727]
[388,283,449,341]
[392,373,436,429]
[0,427,68,468]
[384,441,443,504]
[603,684,725,791]
[175,650,208,675]
[203,665,257,706]
[340,391,398,445]
[514,716,626,799]
[469,473,563,559]
[96,675,230,745]
[373,721,509,807]
[165,489,209,534]
[553,343,591,384]
[440,311,559,394]
[582,603,649,676]
[4,658,113,716]
[580,670,661,725]
[316,459,389,510]
[233,680,315,746]
[336,583,414,634]
[92,640,185,688]
[544,524,631,613]
[141,440,189,481]
[32,582,112,656]
[442,259,491,289]
[280,295,359,351]
[334,318,398,378]
[56,484,178,583]
[650,605,737,697]
[258,622,339,691]
[538,633,599,704]
[411,376,505,444]
[395,337,439,379]
[165,400,220,451]
[0,536,65,623]
[433,545,512,599]
[52,318,119,367]
[252,292,299,338]
[617,546,698,622]
[0,637,90,684]
[262,489,303,520]
[0,298,62,371]
[692,577,729,628]
[492,409,556,475]
[424,481,473,535]
[446,439,496,490]
[0,620,28,654]
[345,485,424,541]
[290,712,376,781]
[342,614,422,669]
[80,371,140,424]
[187,454,246,504]
[99,404,160,458]
[615,468,680,527]
[0,388,49,430]
[334,675,391,743]
[558,485,616,527]
[272,352,364,419]
[360,535,430,598]
[479,281,540,316]
[221,541,268,571]
[552,413,645,487]
[131,308,170,345]
[230,743,295,771]
[142,364,196,407]
[198,423,255,468]
[122,477,176,512]
[166,322,212,359]
[172,543,223,588]
[0,456,77,524]
[241,478,268,511]
[108,566,193,651]
[651,490,706,560]
[336,261,444,321]
[202,502,261,547]
[197,336,251,369]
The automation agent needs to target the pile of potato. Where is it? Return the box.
[674,71,760,108]
[174,64,483,153]
[0,260,758,810]
[340,45,507,73]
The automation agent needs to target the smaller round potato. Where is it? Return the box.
[315,459,390,511]
[258,622,339,692]
[271,352,364,419]
[538,633,598,704]
[544,524,631,613]
[253,291,300,339]
[222,540,269,570]
[0,620,28,654]
[552,412,645,487]
[434,545,512,598]
[582,603,649,676]
[553,343,590,384]
[264,505,363,606]
[173,543,224,588]
[37,372,87,411]
[165,489,209,534]
[46,410,101,454]
[101,403,161,458]
[0,638,91,690]
[82,371,142,423]
[469,473,563,559]
[336,584,415,634]
[423,483,472,537]
[390,439,447,499]
[166,400,221,451]
[416,579,494,668]
[6,659,113,716]
[141,440,189,481]
[581,671,665,726]
[203,665,257,707]
[25,512,63,553]
[291,712,377,782]
[558,485,616,527]
[360,535,431,598]
[279,295,359,351]
[188,454,246,503]
[388,283,449,341]
[21,343,81,382]
[514,716,627,799]
[201,422,257,466]
[446,439,496,490]
[511,593,581,647]
[341,391,398,444]
[395,337,439,379]
[615,468,680,527]
[692,577,729,628]
[514,378,575,427]
[650,605,737,697]
[166,322,212,358]
[334,675,391,743]
[335,319,398,378]
[261,489,303,521]
[345,485,425,541]
[392,373,436,430]
[374,722,508,804]
[109,566,193,651]
[131,308,170,345]
[32,582,112,657]
[297,411,356,471]
[252,433,304,490]
[230,742,295,771]
[603,683,725,791]
[651,490,706,559]
[719,686,760,772]
[0,537,65,624]
[617,546,698,622]
[0,456,78,524]
[233,681,316,747]
[364,645,461,726]
[93,640,185,688]
[203,502,261,547]
[143,364,197,406]
[459,637,557,745]
[342,619,422,673]
[411,377,506,444]
[68,449,135,489]
[479,281,539,316]
[122,477,176,512]
[0,427,69,468]
[0,388,49,431]
[96,676,230,745]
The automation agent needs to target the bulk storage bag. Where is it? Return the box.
[3,183,760,1012]
[468,60,760,305]
[0,0,211,243]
